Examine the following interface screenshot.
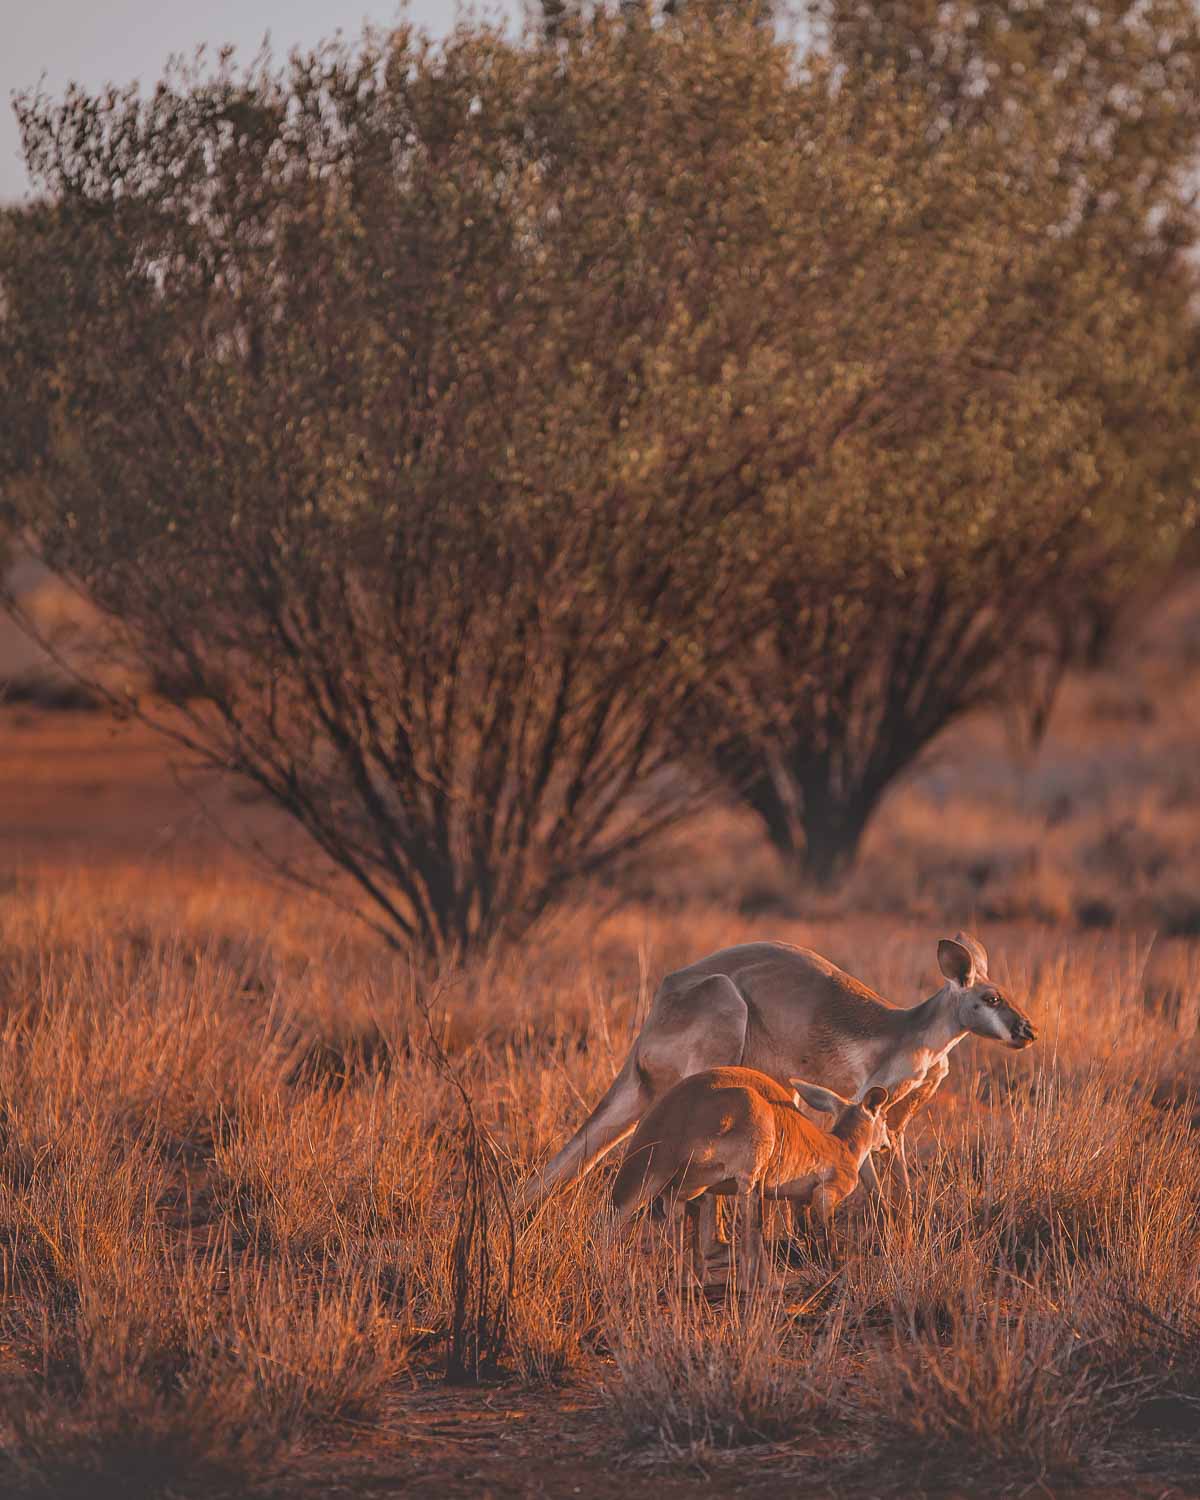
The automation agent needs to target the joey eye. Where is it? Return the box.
[985,993,1002,1007]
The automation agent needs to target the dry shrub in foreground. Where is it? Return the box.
[4,1254,404,1499]
[425,996,517,1385]
[601,1258,849,1466]
[0,938,408,1497]
[871,1285,1122,1478]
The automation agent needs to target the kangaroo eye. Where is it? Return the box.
[986,993,1002,1007]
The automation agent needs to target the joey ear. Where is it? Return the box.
[938,937,976,988]
[790,1079,848,1115]
[954,931,989,979]
[862,1086,889,1114]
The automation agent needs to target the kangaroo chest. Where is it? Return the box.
[743,996,965,1104]
[865,1035,965,1099]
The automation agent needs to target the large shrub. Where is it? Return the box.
[1,18,830,954]
[698,0,1200,883]
[3,5,1196,938]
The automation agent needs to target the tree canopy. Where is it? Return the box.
[2,5,1196,944]
[700,0,1200,880]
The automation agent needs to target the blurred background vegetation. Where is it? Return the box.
[2,0,1198,959]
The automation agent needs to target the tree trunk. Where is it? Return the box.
[729,749,876,888]
[795,791,873,888]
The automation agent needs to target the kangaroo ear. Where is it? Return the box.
[862,1086,889,1114]
[938,937,976,988]
[790,1079,848,1115]
[954,931,989,979]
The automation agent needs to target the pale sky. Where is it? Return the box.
[2,0,521,203]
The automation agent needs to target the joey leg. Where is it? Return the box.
[810,1185,840,1263]
[747,1190,772,1290]
[684,1199,706,1295]
[881,1057,949,1194]
[780,1198,812,1266]
[695,1194,724,1259]
[733,1190,766,1295]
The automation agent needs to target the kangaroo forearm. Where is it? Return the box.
[884,1071,943,1135]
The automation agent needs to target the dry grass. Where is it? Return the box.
[0,581,1198,1495]
[0,867,1197,1496]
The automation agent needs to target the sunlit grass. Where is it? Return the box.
[0,868,1197,1491]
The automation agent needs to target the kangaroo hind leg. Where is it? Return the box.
[634,972,750,1094]
[636,973,750,1256]
[518,970,749,1216]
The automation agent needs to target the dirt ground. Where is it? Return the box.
[0,706,301,872]
[283,1378,1200,1500]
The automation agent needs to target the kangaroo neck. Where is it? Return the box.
[900,985,966,1057]
[830,1113,875,1167]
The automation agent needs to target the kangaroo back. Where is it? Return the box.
[611,1068,783,1221]
[610,1078,716,1218]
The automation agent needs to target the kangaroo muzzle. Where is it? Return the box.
[1007,1014,1037,1049]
